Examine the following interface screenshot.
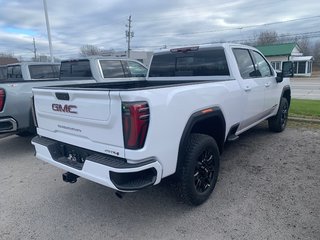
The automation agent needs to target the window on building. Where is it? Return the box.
[271,61,281,71]
[293,62,298,74]
[307,62,312,73]
[298,62,306,74]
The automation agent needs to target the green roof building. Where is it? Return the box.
[256,43,313,77]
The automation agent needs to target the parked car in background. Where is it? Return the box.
[0,58,147,136]
[59,57,147,81]
[6,62,60,81]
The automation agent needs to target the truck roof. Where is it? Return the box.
[6,62,60,67]
[61,56,141,62]
[153,43,256,54]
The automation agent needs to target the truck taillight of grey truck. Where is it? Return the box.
[32,44,293,205]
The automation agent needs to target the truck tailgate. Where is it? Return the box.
[33,88,124,157]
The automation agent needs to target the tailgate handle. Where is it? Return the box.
[55,92,70,101]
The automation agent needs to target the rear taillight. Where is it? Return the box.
[122,101,150,149]
[0,88,5,112]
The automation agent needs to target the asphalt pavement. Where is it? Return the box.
[291,76,320,100]
[0,122,319,240]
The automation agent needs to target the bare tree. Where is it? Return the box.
[80,45,102,57]
[256,30,279,46]
[297,37,312,56]
[0,52,14,58]
[313,40,320,69]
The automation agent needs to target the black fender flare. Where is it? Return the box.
[281,85,291,105]
[176,106,226,173]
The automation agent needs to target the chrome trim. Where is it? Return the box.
[0,118,18,133]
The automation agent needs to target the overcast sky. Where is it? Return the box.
[0,0,319,60]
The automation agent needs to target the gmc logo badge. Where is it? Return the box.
[52,104,78,114]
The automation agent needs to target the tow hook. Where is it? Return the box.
[115,191,126,199]
[62,172,79,183]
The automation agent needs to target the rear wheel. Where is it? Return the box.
[176,134,220,206]
[268,97,289,132]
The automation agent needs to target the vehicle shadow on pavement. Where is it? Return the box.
[0,134,34,160]
[1,122,319,239]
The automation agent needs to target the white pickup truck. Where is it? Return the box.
[32,43,292,205]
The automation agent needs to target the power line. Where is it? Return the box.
[135,15,320,38]
[132,30,320,49]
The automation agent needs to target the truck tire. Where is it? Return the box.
[268,97,289,132]
[177,133,220,206]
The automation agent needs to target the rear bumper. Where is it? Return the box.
[31,136,162,191]
[0,117,17,133]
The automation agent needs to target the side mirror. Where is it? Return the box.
[276,61,294,83]
[282,61,294,77]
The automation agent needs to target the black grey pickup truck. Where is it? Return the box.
[0,58,147,136]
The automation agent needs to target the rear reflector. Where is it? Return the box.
[0,88,5,112]
[122,102,150,149]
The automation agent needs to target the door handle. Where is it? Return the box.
[244,86,251,92]
[265,82,271,87]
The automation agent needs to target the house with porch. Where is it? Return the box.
[256,43,313,77]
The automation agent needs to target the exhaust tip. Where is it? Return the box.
[62,172,79,183]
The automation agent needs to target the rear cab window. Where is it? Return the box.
[29,65,60,79]
[60,60,92,79]
[149,47,230,77]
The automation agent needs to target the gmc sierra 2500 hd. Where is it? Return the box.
[32,43,293,205]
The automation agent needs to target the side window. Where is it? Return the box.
[233,49,255,79]
[29,65,60,79]
[60,60,92,78]
[126,61,147,77]
[100,60,125,78]
[0,67,7,80]
[252,51,273,77]
[7,66,22,80]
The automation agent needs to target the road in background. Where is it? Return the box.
[1,123,319,240]
[291,77,320,100]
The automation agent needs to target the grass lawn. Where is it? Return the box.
[289,99,320,119]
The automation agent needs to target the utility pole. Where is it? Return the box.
[125,15,134,58]
[43,0,53,62]
[33,37,37,61]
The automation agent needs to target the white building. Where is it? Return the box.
[256,43,313,77]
